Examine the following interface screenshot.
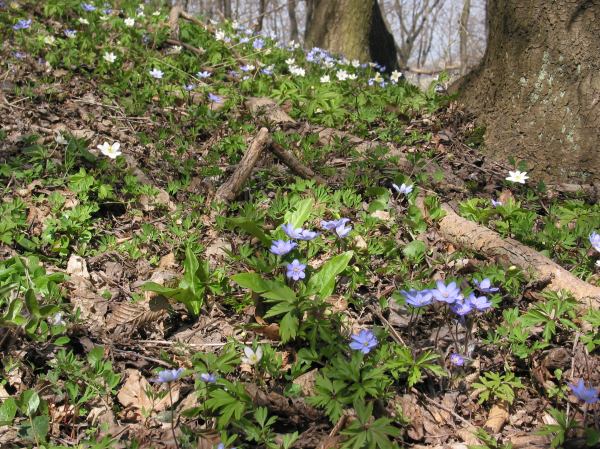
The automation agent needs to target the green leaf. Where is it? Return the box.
[227,217,271,246]
[285,198,314,229]
[54,336,70,346]
[182,246,201,294]
[31,415,49,441]
[19,390,40,417]
[0,398,17,425]
[261,282,297,302]
[140,282,178,295]
[307,251,353,298]
[24,289,40,318]
[402,240,426,261]
[231,272,270,293]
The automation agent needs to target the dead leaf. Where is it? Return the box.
[117,369,178,414]
[107,298,169,330]
[293,369,318,396]
[353,235,368,251]
[17,180,42,197]
[66,254,90,278]
[316,435,342,449]
[370,210,391,221]
[205,238,232,267]
[456,427,480,445]
[159,252,176,268]
[254,323,280,340]
[485,401,509,433]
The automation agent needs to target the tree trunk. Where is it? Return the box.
[220,0,232,19]
[459,0,470,75]
[457,0,600,183]
[287,0,299,43]
[304,0,399,72]
[255,0,268,32]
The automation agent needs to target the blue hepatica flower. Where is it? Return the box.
[261,65,274,75]
[281,223,303,239]
[450,298,473,316]
[392,183,413,195]
[253,38,265,49]
[153,368,184,383]
[13,19,32,30]
[449,353,465,366]
[401,289,433,307]
[335,222,352,238]
[568,379,599,404]
[321,218,350,231]
[197,70,211,79]
[208,93,222,103]
[349,329,378,354]
[199,373,217,383]
[216,444,237,449]
[64,29,77,39]
[431,280,462,304]
[473,278,499,293]
[184,83,196,91]
[298,229,319,241]
[81,2,96,11]
[468,293,492,311]
[590,231,600,252]
[491,199,502,207]
[286,259,306,281]
[269,239,297,256]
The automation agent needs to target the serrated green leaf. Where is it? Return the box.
[279,312,299,342]
[402,239,426,260]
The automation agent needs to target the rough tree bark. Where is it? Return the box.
[304,0,399,72]
[457,0,600,183]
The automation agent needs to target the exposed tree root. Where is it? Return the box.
[419,199,600,309]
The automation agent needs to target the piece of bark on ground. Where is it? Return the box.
[245,383,322,424]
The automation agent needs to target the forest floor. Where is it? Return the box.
[1,2,599,449]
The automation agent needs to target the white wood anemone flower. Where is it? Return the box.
[97,141,122,159]
[241,346,263,365]
[506,170,529,184]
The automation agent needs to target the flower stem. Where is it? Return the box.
[168,386,181,449]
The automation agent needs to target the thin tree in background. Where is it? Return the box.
[287,0,299,42]
[255,0,268,32]
[459,0,471,74]
[389,0,442,67]
[304,0,399,71]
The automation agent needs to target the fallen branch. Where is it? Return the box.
[165,38,205,56]
[214,127,271,203]
[418,199,600,309]
[270,142,327,184]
